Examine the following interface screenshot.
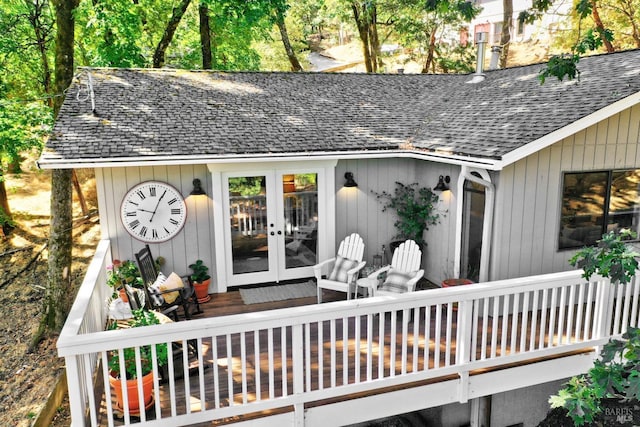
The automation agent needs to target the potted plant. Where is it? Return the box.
[107,309,168,414]
[189,259,211,303]
[107,260,142,302]
[373,181,442,250]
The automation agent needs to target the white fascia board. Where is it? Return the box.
[37,149,502,170]
[496,91,640,169]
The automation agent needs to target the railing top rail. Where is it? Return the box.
[57,239,111,347]
[58,269,604,357]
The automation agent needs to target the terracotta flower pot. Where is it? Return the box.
[109,371,154,415]
[193,278,211,303]
[118,288,128,303]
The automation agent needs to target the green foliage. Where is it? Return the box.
[373,182,441,246]
[538,53,580,84]
[550,327,640,425]
[0,100,51,169]
[0,206,15,229]
[569,229,640,284]
[189,259,210,283]
[106,259,142,292]
[107,309,169,379]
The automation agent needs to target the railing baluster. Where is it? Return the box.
[530,290,539,351]
[268,328,274,399]
[343,316,349,386]
[304,323,311,392]
[241,332,248,403]
[227,334,234,405]
[566,284,576,344]
[366,313,373,381]
[491,296,499,358]
[212,335,220,409]
[424,305,431,371]
[355,314,361,383]
[282,327,288,396]
[255,330,261,401]
[481,297,489,360]
[378,310,385,379]
[318,320,323,390]
[520,291,530,351]
[557,286,567,346]
[548,288,558,347]
[501,295,509,356]
[575,283,585,343]
[330,319,336,387]
[434,304,442,368]
[390,310,397,376]
[510,293,519,355]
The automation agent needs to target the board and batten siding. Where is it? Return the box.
[491,104,640,280]
[95,165,215,281]
[335,158,458,286]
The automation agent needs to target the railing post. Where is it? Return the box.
[594,276,613,339]
[292,323,305,426]
[456,299,473,403]
[65,355,87,427]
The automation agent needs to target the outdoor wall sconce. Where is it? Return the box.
[343,172,358,188]
[190,178,206,196]
[433,175,450,192]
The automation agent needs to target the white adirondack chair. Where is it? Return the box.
[368,240,424,296]
[314,233,366,303]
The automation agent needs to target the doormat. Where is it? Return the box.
[239,281,316,305]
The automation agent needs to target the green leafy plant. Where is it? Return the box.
[569,229,640,284]
[107,309,168,379]
[372,182,441,247]
[189,260,210,284]
[550,327,640,425]
[106,259,142,294]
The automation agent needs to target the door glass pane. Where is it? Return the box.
[228,176,269,274]
[283,173,318,269]
[461,178,485,282]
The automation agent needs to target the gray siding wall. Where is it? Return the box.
[95,164,215,278]
[335,158,458,286]
[491,105,640,280]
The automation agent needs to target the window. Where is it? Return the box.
[559,170,640,249]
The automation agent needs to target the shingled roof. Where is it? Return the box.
[39,49,640,170]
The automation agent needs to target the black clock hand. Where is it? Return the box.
[148,190,167,223]
[137,208,155,214]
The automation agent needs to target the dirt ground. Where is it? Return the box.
[0,159,100,427]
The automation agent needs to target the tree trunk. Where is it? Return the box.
[45,0,78,334]
[591,0,614,53]
[422,31,437,73]
[153,0,192,68]
[0,169,13,235]
[351,2,373,73]
[199,3,212,69]
[368,6,381,73]
[28,0,54,107]
[499,0,512,68]
[275,8,303,72]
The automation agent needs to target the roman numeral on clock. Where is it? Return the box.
[152,229,159,239]
[140,226,148,237]
[125,211,136,217]
[167,198,178,205]
[149,186,156,197]
[136,190,146,200]
[129,219,140,229]
[171,208,182,215]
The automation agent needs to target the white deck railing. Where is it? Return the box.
[58,243,640,426]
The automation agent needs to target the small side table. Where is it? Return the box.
[355,277,379,299]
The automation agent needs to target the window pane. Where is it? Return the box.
[608,170,640,234]
[559,171,608,249]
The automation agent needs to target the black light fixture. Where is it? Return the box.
[190,178,206,196]
[433,175,450,192]
[343,172,358,188]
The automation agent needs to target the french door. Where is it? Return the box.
[223,170,321,286]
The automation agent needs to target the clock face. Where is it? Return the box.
[120,181,187,242]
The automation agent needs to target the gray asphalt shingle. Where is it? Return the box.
[40,49,640,166]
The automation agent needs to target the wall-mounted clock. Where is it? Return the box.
[120,181,187,242]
